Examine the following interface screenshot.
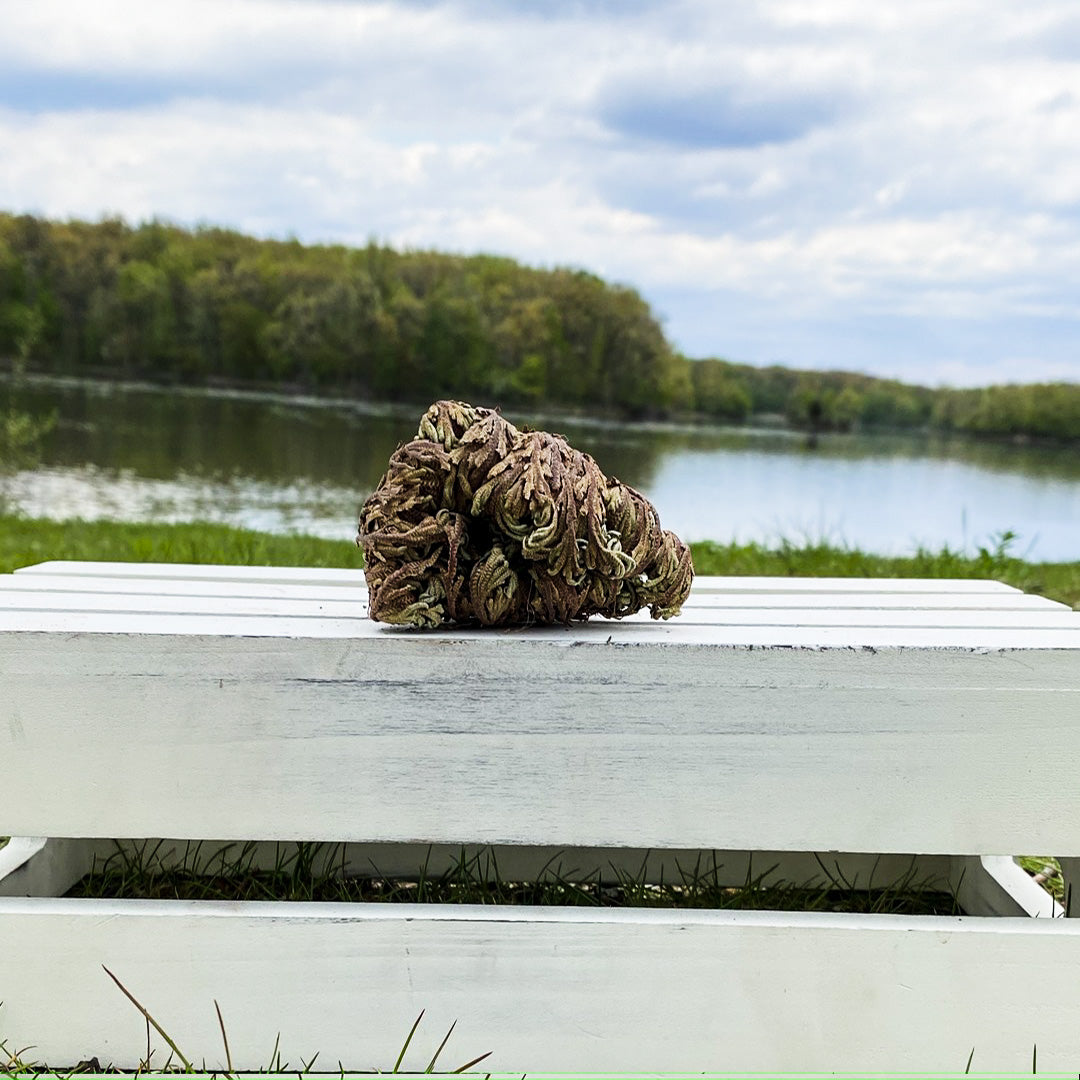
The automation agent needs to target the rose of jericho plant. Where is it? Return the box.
[358,400,693,627]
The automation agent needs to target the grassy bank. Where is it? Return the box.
[0,516,361,576]
[692,535,1080,609]
[1,514,1077,608]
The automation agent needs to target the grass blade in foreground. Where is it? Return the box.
[101,966,192,1072]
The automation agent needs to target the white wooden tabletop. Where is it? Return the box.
[3,560,1080,852]
[0,560,1078,649]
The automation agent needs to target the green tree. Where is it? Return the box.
[690,359,752,421]
[1,308,56,502]
[103,259,177,372]
[833,385,864,431]
[3,211,1079,441]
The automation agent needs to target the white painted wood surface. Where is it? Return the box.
[2,571,1066,609]
[2,561,1076,646]
[1,562,1078,851]
[2,561,1078,1072]
[12,560,1020,591]
[8,607,1080,645]
[1,588,1075,628]
[3,897,1080,1073]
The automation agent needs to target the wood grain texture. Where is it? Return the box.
[2,897,1080,1072]
[2,630,1079,851]
[2,563,1077,850]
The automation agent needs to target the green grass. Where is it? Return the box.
[1015,855,1066,904]
[0,515,361,577]
[2,990,491,1076]
[691,533,1080,609]
[1,515,1076,608]
[67,840,961,917]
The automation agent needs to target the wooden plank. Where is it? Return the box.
[4,608,1079,646]
[12,561,368,586]
[0,574,371,603]
[692,575,1018,594]
[689,589,1067,609]
[0,588,1074,628]
[13,561,1018,593]
[0,838,110,899]
[972,855,1065,918]
[1,573,1064,610]
[2,634,1078,853]
[0,589,375,619]
[2,898,1080,1072]
[0,838,47,886]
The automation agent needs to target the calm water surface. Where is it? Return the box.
[4,376,1079,560]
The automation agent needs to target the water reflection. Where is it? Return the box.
[3,376,1079,559]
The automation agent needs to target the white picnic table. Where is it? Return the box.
[1,561,1079,1072]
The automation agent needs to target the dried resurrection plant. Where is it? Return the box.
[357,400,694,627]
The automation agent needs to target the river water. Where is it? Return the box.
[3,376,1079,561]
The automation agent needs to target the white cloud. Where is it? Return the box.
[0,1,397,76]
[2,0,1080,383]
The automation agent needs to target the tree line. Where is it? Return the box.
[1,212,1078,441]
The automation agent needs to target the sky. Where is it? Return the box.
[1,0,1079,387]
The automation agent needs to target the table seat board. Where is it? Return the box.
[0,573,1068,612]
[3,897,1080,1073]
[14,560,1021,592]
[1,586,1075,628]
[3,607,1080,646]
[1,561,1079,852]
[2,562,1078,648]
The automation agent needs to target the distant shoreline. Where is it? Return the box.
[5,363,1079,452]
[1,364,799,440]
[1,212,1078,444]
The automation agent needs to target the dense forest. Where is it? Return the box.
[1,212,1078,440]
